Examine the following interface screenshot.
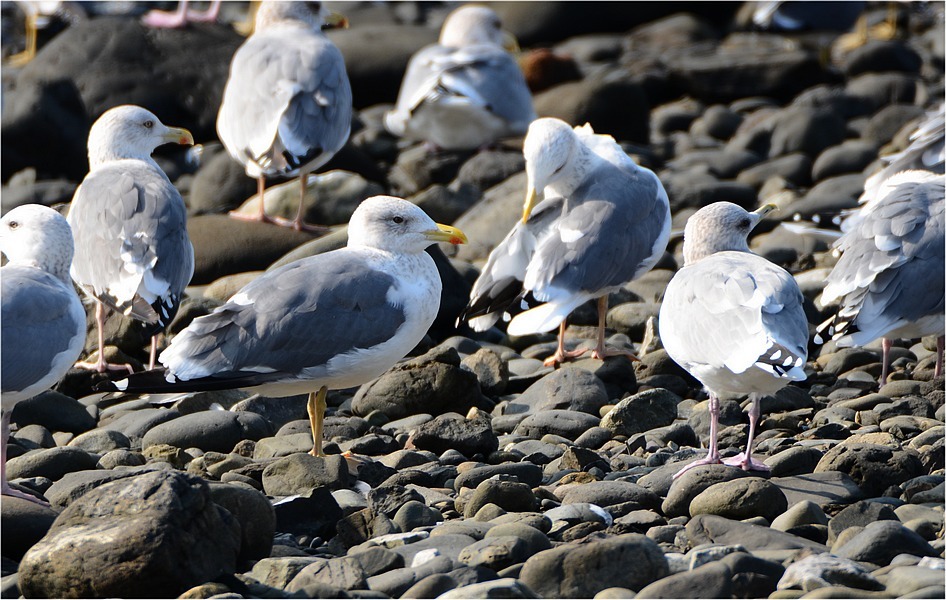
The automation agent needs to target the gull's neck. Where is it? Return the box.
[88,139,158,170]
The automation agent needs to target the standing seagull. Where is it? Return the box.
[459,118,671,367]
[99,197,466,457]
[660,203,809,476]
[68,105,195,372]
[216,0,351,231]
[1,205,86,504]
[385,4,535,151]
[817,171,944,383]
[142,0,223,29]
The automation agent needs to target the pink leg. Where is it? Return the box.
[142,0,190,28]
[75,302,134,373]
[148,336,158,371]
[880,337,892,385]
[229,175,280,225]
[185,0,221,22]
[589,296,639,363]
[723,394,770,472]
[674,393,722,478]
[1,411,50,505]
[543,321,589,367]
[935,336,943,379]
[271,171,329,233]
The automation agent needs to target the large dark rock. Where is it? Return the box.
[18,471,241,599]
[141,410,272,453]
[410,411,498,458]
[686,514,827,552]
[352,346,484,420]
[600,388,679,436]
[506,367,609,416]
[815,442,923,497]
[533,72,650,144]
[519,534,668,598]
[834,521,938,566]
[11,391,96,434]
[636,561,733,599]
[10,17,240,141]
[207,482,275,562]
[187,215,316,285]
[0,496,58,561]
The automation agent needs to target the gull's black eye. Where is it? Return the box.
[8,221,19,230]
[143,120,154,129]
[392,216,405,224]
[552,163,565,175]
[739,218,751,229]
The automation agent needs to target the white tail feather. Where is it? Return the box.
[507,302,574,336]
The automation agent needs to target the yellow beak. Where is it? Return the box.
[502,30,520,53]
[163,127,194,146]
[324,11,349,29]
[424,223,468,245]
[753,203,778,218]
[521,186,538,224]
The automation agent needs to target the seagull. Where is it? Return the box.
[216,0,351,231]
[384,4,536,151]
[68,105,195,373]
[817,170,944,383]
[459,118,671,367]
[659,203,809,477]
[5,1,86,66]
[1,205,86,504]
[97,197,467,457]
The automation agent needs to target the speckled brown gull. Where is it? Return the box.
[100,197,466,457]
[659,202,809,477]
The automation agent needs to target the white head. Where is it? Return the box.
[0,204,75,283]
[439,5,507,47]
[253,1,346,32]
[87,105,194,169]
[347,196,467,253]
[682,202,777,265]
[521,117,590,222]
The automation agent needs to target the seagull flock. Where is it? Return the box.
[2,2,944,503]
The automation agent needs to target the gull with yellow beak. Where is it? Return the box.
[460,118,671,367]
[217,0,352,231]
[385,4,536,150]
[100,197,467,457]
[68,105,195,373]
[659,202,809,477]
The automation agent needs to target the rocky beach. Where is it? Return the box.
[1,2,944,599]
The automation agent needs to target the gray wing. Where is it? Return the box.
[460,195,565,330]
[160,251,407,382]
[388,44,534,134]
[68,162,194,330]
[659,252,809,377]
[821,176,945,340]
[525,162,670,302]
[217,29,352,177]
[1,267,84,395]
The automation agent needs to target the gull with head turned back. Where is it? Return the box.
[1,205,86,505]
[98,196,466,457]
[217,0,351,231]
[659,202,809,477]
[460,117,671,367]
[68,104,195,374]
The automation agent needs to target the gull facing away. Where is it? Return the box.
[216,0,351,231]
[459,118,671,367]
[384,4,536,150]
[659,203,809,477]
[68,105,195,373]
[98,197,467,457]
[817,170,945,383]
[1,205,86,504]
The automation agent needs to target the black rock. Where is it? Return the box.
[207,482,275,562]
[11,390,96,434]
[0,496,58,561]
[842,40,923,77]
[275,486,343,538]
[410,411,499,458]
[815,442,923,497]
[141,410,272,453]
